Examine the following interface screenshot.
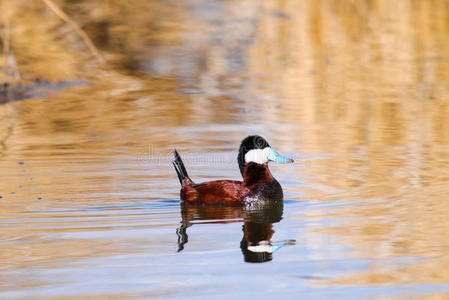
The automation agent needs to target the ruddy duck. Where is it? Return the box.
[173,135,293,205]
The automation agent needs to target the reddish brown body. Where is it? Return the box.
[180,162,283,205]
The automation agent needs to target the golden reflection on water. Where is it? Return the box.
[1,0,449,298]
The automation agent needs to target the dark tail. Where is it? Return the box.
[173,149,192,186]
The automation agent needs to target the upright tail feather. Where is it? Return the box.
[173,149,192,186]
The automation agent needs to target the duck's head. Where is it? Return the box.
[237,135,294,176]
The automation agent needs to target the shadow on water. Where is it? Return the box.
[0,79,87,104]
[177,200,295,263]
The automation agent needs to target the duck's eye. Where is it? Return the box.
[253,136,267,149]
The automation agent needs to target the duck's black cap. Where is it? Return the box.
[237,135,270,175]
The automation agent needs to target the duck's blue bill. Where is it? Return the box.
[267,147,294,163]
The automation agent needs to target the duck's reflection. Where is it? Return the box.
[177,201,295,263]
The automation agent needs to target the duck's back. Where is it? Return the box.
[181,180,249,205]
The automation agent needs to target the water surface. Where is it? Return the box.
[1,1,449,299]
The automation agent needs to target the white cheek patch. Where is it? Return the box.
[248,243,273,253]
[245,147,271,164]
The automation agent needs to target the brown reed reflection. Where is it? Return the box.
[0,0,448,297]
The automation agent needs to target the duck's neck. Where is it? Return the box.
[243,162,274,186]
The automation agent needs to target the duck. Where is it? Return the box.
[173,135,293,205]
